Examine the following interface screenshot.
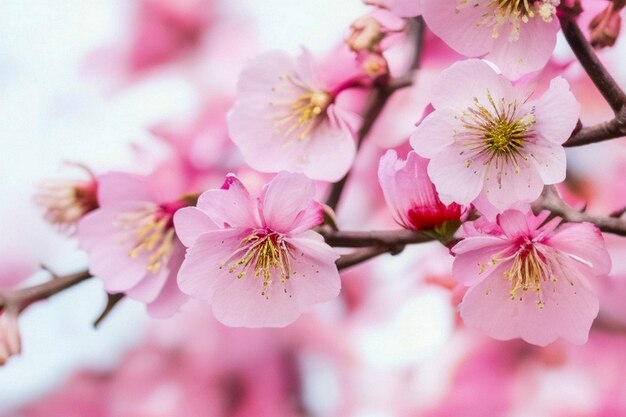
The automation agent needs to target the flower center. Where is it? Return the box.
[456,0,558,41]
[115,206,176,273]
[35,179,98,230]
[503,244,552,308]
[271,75,332,141]
[458,93,535,172]
[225,231,293,298]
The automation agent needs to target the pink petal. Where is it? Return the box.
[173,207,218,247]
[260,172,322,234]
[496,210,532,238]
[525,140,567,185]
[228,101,356,182]
[429,59,520,112]
[452,236,513,286]
[531,77,581,144]
[196,176,260,229]
[460,262,599,346]
[210,271,302,328]
[77,204,155,293]
[211,231,339,327]
[146,243,189,318]
[176,228,247,301]
[97,172,156,206]
[546,223,612,276]
[410,108,459,159]
[428,143,486,205]
[125,267,168,303]
[421,0,493,58]
[284,230,341,307]
[482,156,544,211]
[485,16,559,80]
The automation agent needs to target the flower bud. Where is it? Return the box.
[378,150,462,236]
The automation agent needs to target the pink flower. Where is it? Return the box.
[421,0,560,79]
[227,49,359,182]
[174,172,341,327]
[76,172,191,318]
[452,210,610,345]
[410,59,580,212]
[364,0,421,17]
[129,0,215,72]
[378,150,462,231]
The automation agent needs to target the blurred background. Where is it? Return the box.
[1,0,626,416]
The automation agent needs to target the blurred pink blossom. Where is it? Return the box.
[364,0,421,17]
[129,0,216,73]
[77,172,190,318]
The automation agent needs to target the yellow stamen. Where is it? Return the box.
[270,75,332,141]
[503,246,551,308]
[117,209,176,273]
[457,91,535,175]
[226,232,293,298]
[456,0,557,41]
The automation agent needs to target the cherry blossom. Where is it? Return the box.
[228,49,360,182]
[174,172,340,327]
[421,0,560,79]
[410,59,580,213]
[452,209,610,345]
[76,172,191,318]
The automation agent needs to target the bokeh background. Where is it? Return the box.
[1,1,626,416]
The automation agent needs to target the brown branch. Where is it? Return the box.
[563,107,626,147]
[337,246,401,270]
[560,15,626,114]
[533,186,626,236]
[320,227,433,248]
[0,269,92,314]
[94,293,125,328]
[325,16,425,211]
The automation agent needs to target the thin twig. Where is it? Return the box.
[320,226,432,247]
[93,293,125,328]
[337,246,401,270]
[534,186,626,236]
[563,107,626,147]
[559,15,626,114]
[0,269,92,314]
[325,16,426,211]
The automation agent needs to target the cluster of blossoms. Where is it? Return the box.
[3,0,626,382]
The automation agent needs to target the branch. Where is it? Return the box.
[533,186,626,236]
[320,227,433,247]
[0,269,92,314]
[563,107,626,147]
[560,14,626,114]
[337,246,401,270]
[325,16,426,211]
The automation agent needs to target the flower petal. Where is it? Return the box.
[546,222,612,276]
[97,172,156,206]
[173,207,218,247]
[196,176,260,229]
[260,172,322,234]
